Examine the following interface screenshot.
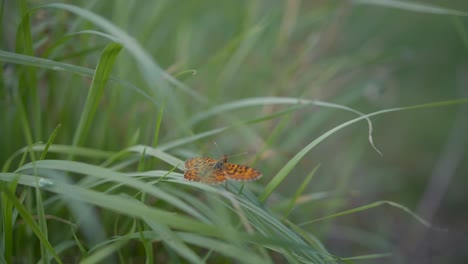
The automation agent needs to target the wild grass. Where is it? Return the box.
[2,0,468,263]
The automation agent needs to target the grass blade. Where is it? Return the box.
[71,42,123,150]
[283,164,320,219]
[299,200,433,229]
[0,185,63,264]
[353,0,468,16]
[260,98,468,201]
[16,0,41,141]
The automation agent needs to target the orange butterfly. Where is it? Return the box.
[184,155,262,184]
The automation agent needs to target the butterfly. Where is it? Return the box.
[184,155,262,184]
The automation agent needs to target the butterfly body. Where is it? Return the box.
[184,155,262,184]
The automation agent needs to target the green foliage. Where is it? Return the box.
[1,0,468,263]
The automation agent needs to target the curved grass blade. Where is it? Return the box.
[16,160,203,220]
[40,3,205,102]
[260,97,468,201]
[0,172,219,237]
[2,144,114,172]
[0,50,158,107]
[80,236,128,264]
[299,200,433,229]
[188,96,382,155]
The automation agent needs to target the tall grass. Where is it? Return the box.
[1,0,468,263]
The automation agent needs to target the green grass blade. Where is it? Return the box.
[152,103,165,148]
[0,172,219,237]
[260,97,468,201]
[3,144,114,172]
[1,179,18,264]
[39,124,61,160]
[217,22,265,88]
[16,160,203,220]
[128,145,184,169]
[12,88,35,162]
[81,237,127,264]
[179,233,270,263]
[0,185,63,264]
[188,97,382,155]
[299,200,432,229]
[72,228,89,258]
[34,125,62,263]
[144,221,204,264]
[340,252,392,261]
[35,176,49,263]
[3,1,468,262]
[41,3,205,103]
[283,164,320,219]
[137,147,147,172]
[71,42,123,150]
[16,0,41,141]
[0,50,158,107]
[353,0,468,17]
[157,127,228,151]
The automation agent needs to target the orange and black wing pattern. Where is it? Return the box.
[184,156,262,184]
[223,163,262,181]
[184,157,227,184]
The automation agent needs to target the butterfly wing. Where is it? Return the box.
[202,166,227,184]
[184,157,226,184]
[184,168,201,182]
[223,163,262,182]
[185,157,217,170]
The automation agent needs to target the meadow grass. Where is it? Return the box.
[2,1,468,263]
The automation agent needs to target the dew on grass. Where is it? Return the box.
[38,178,54,188]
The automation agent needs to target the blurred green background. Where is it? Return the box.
[1,0,468,263]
